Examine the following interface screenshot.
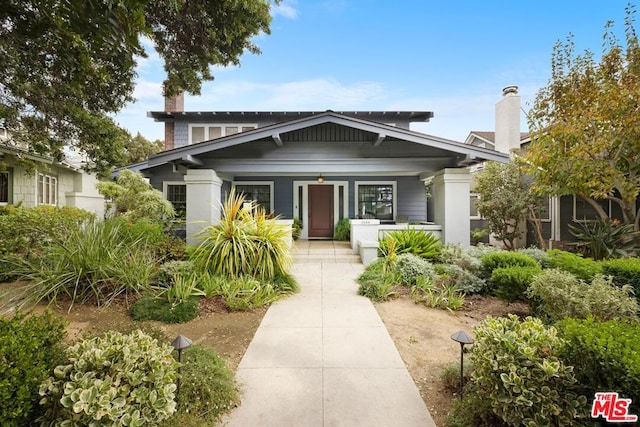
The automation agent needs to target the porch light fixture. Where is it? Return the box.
[317,175,324,183]
[450,330,474,399]
[171,335,192,399]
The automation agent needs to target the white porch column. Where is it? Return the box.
[432,168,472,247]
[184,169,222,246]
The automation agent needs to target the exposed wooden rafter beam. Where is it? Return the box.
[372,133,386,147]
[272,133,283,147]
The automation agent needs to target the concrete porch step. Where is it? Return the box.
[291,240,361,263]
[292,253,362,263]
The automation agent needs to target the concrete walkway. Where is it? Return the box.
[222,242,436,426]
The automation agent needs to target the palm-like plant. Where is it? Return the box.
[192,190,292,280]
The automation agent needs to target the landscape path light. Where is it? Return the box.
[171,335,192,399]
[450,330,474,399]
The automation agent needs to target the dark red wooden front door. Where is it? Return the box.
[308,185,334,238]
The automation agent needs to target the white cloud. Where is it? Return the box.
[272,0,298,19]
[133,79,163,100]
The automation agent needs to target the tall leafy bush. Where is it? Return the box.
[0,312,66,427]
[333,218,350,241]
[471,315,587,426]
[38,330,179,426]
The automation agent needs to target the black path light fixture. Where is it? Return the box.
[450,330,474,399]
[171,335,192,399]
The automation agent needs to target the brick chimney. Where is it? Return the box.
[494,85,521,154]
[163,93,184,151]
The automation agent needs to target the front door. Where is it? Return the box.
[308,185,334,238]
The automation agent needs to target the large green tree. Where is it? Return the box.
[0,0,274,173]
[524,5,640,231]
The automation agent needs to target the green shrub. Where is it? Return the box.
[558,318,640,408]
[20,218,157,309]
[0,312,67,427]
[490,265,541,302]
[546,249,601,281]
[395,253,435,286]
[333,218,350,241]
[0,205,94,258]
[601,257,640,301]
[527,270,638,322]
[39,330,179,426]
[436,264,488,294]
[156,236,189,261]
[357,259,397,302]
[437,244,482,274]
[292,217,302,241]
[480,251,538,278]
[130,295,200,323]
[516,247,551,266]
[378,228,441,260]
[467,243,502,259]
[192,190,291,280]
[156,260,197,286]
[446,382,508,427]
[168,345,239,424]
[470,315,587,426]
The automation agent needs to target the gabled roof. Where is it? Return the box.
[143,111,509,169]
[464,131,530,147]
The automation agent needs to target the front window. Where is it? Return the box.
[470,193,481,219]
[37,173,57,206]
[166,184,187,220]
[233,182,273,213]
[357,183,394,220]
[573,196,611,222]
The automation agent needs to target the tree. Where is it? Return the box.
[0,0,275,173]
[119,132,163,167]
[524,5,640,231]
[96,169,174,221]
[474,161,543,250]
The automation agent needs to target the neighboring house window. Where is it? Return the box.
[470,193,481,219]
[233,182,274,213]
[0,171,9,204]
[355,182,395,220]
[536,196,552,222]
[189,124,257,144]
[164,182,187,220]
[573,196,611,222]
[37,173,57,206]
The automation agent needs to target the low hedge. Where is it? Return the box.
[480,251,538,278]
[491,265,541,302]
[601,257,640,302]
[546,249,601,281]
[558,318,640,410]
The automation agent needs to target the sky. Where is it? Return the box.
[114,1,634,143]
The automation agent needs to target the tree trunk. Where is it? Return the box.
[528,207,547,249]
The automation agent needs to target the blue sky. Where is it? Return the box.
[114,1,633,143]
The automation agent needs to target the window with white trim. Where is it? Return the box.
[0,171,9,204]
[37,173,57,206]
[536,196,552,222]
[189,124,257,144]
[356,182,395,220]
[573,196,611,222]
[233,182,274,213]
[164,183,186,220]
[470,193,481,219]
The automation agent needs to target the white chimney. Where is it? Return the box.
[494,85,521,154]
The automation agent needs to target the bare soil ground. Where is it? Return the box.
[375,294,530,426]
[1,282,528,426]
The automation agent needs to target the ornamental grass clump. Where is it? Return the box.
[38,330,179,426]
[191,190,292,281]
[378,227,441,260]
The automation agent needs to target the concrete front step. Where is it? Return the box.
[292,254,362,263]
